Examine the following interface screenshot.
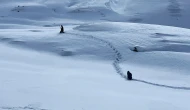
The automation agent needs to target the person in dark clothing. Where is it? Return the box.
[127,71,132,80]
[60,25,64,33]
[133,47,138,52]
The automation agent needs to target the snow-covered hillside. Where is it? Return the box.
[1,0,190,28]
[0,0,190,110]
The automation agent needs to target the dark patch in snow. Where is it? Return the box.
[98,10,106,17]
[0,37,13,42]
[0,36,74,57]
[29,30,42,32]
[0,16,6,18]
[129,44,190,53]
[159,39,190,44]
[10,40,26,45]
[11,6,25,12]
[43,25,56,27]
[155,33,178,37]
[69,8,95,13]
[147,33,190,53]
[150,33,178,38]
[128,18,143,23]
[59,50,73,56]
[153,44,190,53]
[1,104,48,110]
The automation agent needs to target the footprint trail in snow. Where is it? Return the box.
[67,32,190,91]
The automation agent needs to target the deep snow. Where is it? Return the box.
[0,0,190,110]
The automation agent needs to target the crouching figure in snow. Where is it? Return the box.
[133,47,138,52]
[127,71,132,80]
[60,25,64,33]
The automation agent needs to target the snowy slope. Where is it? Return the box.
[1,22,190,110]
[1,0,190,110]
[1,0,190,28]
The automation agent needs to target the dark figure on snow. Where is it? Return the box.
[127,71,132,80]
[133,47,138,52]
[60,25,64,33]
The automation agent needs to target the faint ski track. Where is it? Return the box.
[67,32,190,91]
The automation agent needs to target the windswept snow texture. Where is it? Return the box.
[1,0,190,28]
[1,0,190,110]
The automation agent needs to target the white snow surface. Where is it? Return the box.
[1,0,190,110]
